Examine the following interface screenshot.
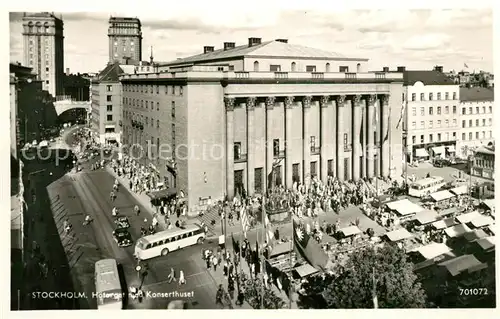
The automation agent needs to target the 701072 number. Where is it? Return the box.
[459,288,488,296]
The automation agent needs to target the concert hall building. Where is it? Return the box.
[120,38,404,214]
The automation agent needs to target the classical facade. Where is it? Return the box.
[457,87,494,157]
[403,67,460,162]
[471,146,494,180]
[22,12,64,97]
[120,38,404,214]
[108,17,142,64]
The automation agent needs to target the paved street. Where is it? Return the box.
[407,161,490,184]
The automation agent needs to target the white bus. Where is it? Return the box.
[408,176,446,198]
[134,224,205,260]
[94,259,124,309]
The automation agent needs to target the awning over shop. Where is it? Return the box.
[432,146,446,154]
[430,190,455,202]
[417,243,452,260]
[147,188,177,200]
[294,264,319,278]
[415,148,429,157]
[414,210,439,225]
[269,242,293,258]
[475,236,495,251]
[432,217,457,230]
[450,185,468,196]
[386,199,424,216]
[481,199,495,212]
[487,224,495,235]
[470,215,495,228]
[456,211,482,224]
[463,229,489,242]
[385,228,413,242]
[444,224,471,238]
[339,226,362,237]
[438,254,485,277]
[446,145,456,152]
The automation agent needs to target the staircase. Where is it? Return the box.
[196,205,220,236]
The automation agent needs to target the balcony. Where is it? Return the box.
[310,146,321,155]
[311,72,324,79]
[274,150,286,159]
[274,72,288,79]
[234,153,248,163]
[345,73,357,79]
[344,144,352,152]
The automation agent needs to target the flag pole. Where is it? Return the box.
[372,266,378,309]
[260,196,266,309]
[289,217,294,309]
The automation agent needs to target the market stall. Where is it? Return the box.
[469,215,495,228]
[429,190,455,203]
[456,211,483,224]
[385,228,413,242]
[475,236,495,252]
[431,217,457,230]
[463,229,489,242]
[450,185,468,196]
[414,210,440,226]
[386,199,424,222]
[437,254,486,277]
[294,263,319,279]
[444,223,471,238]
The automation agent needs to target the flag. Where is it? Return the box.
[396,102,405,129]
[372,267,378,309]
[293,219,329,270]
[240,207,249,237]
[231,233,240,255]
[464,63,469,68]
[264,214,274,244]
[373,100,379,127]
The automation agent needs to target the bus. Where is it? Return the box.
[94,259,124,309]
[134,223,205,260]
[408,176,446,198]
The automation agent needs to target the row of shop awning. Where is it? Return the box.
[415,145,456,157]
[386,199,424,216]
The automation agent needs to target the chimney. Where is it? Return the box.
[203,46,214,54]
[276,39,288,43]
[66,68,70,75]
[248,37,262,47]
[382,67,389,72]
[434,65,443,73]
[397,66,406,72]
[223,42,235,51]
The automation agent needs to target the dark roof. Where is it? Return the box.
[476,146,495,155]
[460,87,494,102]
[96,62,124,82]
[403,70,457,86]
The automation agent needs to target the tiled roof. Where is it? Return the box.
[96,62,124,82]
[460,87,494,102]
[163,40,366,66]
[404,70,457,86]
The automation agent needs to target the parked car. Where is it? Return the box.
[112,228,132,247]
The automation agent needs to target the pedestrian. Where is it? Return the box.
[212,255,218,271]
[223,261,228,278]
[168,268,176,283]
[178,270,186,285]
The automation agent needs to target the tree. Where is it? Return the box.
[239,273,287,309]
[299,244,427,308]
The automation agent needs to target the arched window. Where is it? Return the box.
[357,63,361,73]
[44,22,49,33]
[28,21,33,33]
[36,22,42,33]
[325,63,331,72]
[291,62,296,72]
[253,61,259,72]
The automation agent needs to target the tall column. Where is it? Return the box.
[246,97,256,196]
[225,97,235,199]
[302,96,312,182]
[352,95,362,181]
[336,95,346,180]
[320,95,330,182]
[265,96,275,193]
[381,95,390,177]
[361,98,367,178]
[366,94,376,178]
[285,96,294,188]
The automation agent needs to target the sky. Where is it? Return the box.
[9,5,493,74]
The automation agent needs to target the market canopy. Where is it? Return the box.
[415,148,429,157]
[456,211,483,224]
[414,210,439,225]
[417,243,452,260]
[386,199,424,216]
[339,226,362,237]
[444,224,471,238]
[430,190,455,202]
[475,236,495,251]
[147,188,177,200]
[450,185,468,196]
[432,146,446,154]
[481,199,495,212]
[438,254,485,277]
[269,242,293,258]
[385,228,413,242]
[463,229,489,242]
[432,217,458,230]
[294,263,319,278]
[469,215,495,228]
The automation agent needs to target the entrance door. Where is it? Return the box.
[310,161,317,178]
[254,168,263,194]
[234,170,244,197]
[274,165,282,186]
[292,163,300,183]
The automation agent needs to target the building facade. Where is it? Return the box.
[404,67,460,163]
[457,87,494,158]
[22,12,64,97]
[120,38,405,214]
[108,17,142,64]
[91,63,123,145]
[471,146,494,180]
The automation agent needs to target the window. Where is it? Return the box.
[429,93,433,101]
[420,107,424,116]
[165,85,168,94]
[420,135,424,143]
[476,107,479,114]
[469,107,472,114]
[45,80,49,84]
[469,132,472,140]
[107,95,112,102]
[482,106,486,114]
[476,119,479,126]
[476,132,479,139]
[234,142,242,160]
[339,66,349,72]
[270,65,281,72]
[412,136,416,144]
[490,131,492,138]
[157,102,160,111]
[437,106,441,115]
[462,107,466,115]
[253,61,259,72]
[146,117,149,125]
[482,131,486,139]
[489,118,492,126]
[106,105,112,112]
[445,92,449,100]
[437,120,441,127]
[429,107,433,115]
[420,121,425,128]
[107,115,113,121]
[429,134,433,142]
[489,106,492,113]
[482,119,486,126]
[469,120,473,127]
[171,101,175,118]
[452,119,457,127]
[228,65,234,71]
[462,133,466,140]
[156,85,159,94]
[343,133,348,145]
[437,93,441,100]
[437,133,441,142]
[180,86,183,96]
[453,105,456,114]
[273,139,280,156]
[45,67,49,71]
[420,93,425,101]
[157,120,160,128]
[411,93,416,101]
[325,63,330,72]
[445,132,449,140]
[453,92,457,99]
[452,132,456,139]
[429,120,433,128]
[106,85,112,92]
[411,121,416,129]
[310,136,316,148]
[150,86,153,94]
[306,65,316,72]
[171,86,175,94]
[412,108,416,116]
[445,119,449,127]
[445,106,449,114]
